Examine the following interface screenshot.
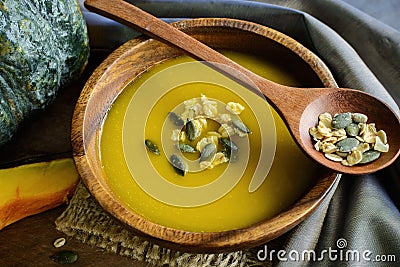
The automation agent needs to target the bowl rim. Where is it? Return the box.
[72,17,340,253]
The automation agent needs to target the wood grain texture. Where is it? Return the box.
[0,207,146,267]
[71,17,342,253]
[85,0,400,175]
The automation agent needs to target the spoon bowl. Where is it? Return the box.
[85,0,400,174]
[296,87,400,174]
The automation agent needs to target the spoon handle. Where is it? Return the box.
[84,0,242,65]
[84,0,278,92]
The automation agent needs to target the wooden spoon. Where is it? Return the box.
[84,0,400,175]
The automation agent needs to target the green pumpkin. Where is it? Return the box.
[0,0,89,145]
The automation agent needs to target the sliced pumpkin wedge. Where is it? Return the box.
[0,158,79,230]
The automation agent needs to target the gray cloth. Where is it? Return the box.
[79,0,400,266]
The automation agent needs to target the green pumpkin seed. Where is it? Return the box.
[232,119,251,134]
[352,113,368,123]
[177,143,196,153]
[360,150,381,164]
[336,151,349,158]
[220,138,239,162]
[310,111,388,166]
[220,137,239,152]
[145,139,160,155]
[345,123,360,137]
[200,143,217,162]
[50,250,78,264]
[221,148,238,163]
[168,112,184,127]
[336,137,359,152]
[220,149,230,159]
[332,112,352,129]
[186,119,202,141]
[170,154,187,176]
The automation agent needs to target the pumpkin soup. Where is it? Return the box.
[100,51,321,232]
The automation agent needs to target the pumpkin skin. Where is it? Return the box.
[0,0,89,145]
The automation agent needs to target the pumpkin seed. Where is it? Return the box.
[367,123,378,134]
[345,123,360,137]
[177,142,196,153]
[220,137,239,162]
[145,139,160,155]
[206,131,222,138]
[317,122,332,137]
[318,113,332,128]
[309,126,323,140]
[340,160,349,166]
[170,154,187,176]
[360,150,381,164]
[186,119,202,141]
[218,124,235,138]
[201,94,218,117]
[310,112,388,166]
[332,128,347,137]
[355,136,365,142]
[212,152,229,167]
[352,113,368,123]
[376,130,387,144]
[336,151,349,158]
[323,136,338,144]
[53,237,66,248]
[336,137,359,152]
[362,131,376,143]
[355,142,370,153]
[221,148,238,163]
[226,102,245,115]
[332,112,352,129]
[200,143,217,162]
[166,95,249,174]
[314,141,321,151]
[359,123,367,135]
[219,113,232,123]
[220,137,239,152]
[320,142,337,153]
[325,153,343,162]
[168,112,184,127]
[346,150,363,166]
[374,136,389,152]
[196,136,218,152]
[50,250,78,264]
[232,119,251,134]
[171,129,186,142]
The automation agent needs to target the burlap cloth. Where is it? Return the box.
[55,1,400,266]
[56,182,256,266]
[55,179,338,266]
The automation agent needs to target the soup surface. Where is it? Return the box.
[100,51,321,232]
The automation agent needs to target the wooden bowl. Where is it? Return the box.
[72,18,339,253]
